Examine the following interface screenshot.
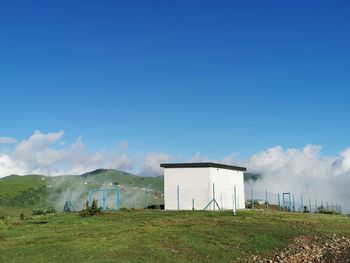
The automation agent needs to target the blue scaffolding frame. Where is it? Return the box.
[282,193,292,211]
[89,188,121,211]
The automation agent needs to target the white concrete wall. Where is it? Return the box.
[164,167,211,210]
[164,167,245,210]
[209,167,245,210]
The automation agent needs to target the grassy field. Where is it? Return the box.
[0,210,349,263]
[0,171,348,262]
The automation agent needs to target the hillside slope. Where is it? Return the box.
[0,169,258,216]
[0,169,163,215]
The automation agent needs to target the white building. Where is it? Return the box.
[160,162,246,211]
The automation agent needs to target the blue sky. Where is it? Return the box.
[1,0,350,160]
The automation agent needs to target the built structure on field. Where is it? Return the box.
[160,162,246,211]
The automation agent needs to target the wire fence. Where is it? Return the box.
[245,187,342,214]
[68,185,341,214]
[86,186,164,211]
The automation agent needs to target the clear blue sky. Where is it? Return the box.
[1,0,350,159]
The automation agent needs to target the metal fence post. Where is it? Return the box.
[117,188,121,210]
[234,186,237,210]
[232,186,237,215]
[220,194,223,210]
[309,198,311,213]
[89,190,93,208]
[301,196,303,212]
[102,190,107,210]
[177,185,179,211]
[213,183,216,211]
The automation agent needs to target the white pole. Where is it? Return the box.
[233,186,237,215]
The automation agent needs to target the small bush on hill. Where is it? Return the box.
[119,207,133,212]
[20,212,25,220]
[32,208,56,216]
[19,212,31,220]
[318,210,340,215]
[79,199,101,217]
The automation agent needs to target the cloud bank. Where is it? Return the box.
[0,130,140,177]
[237,145,350,213]
[1,130,350,212]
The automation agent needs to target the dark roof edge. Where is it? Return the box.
[160,162,247,172]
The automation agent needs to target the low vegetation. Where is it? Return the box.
[32,208,56,216]
[79,199,101,217]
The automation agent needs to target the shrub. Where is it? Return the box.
[20,212,25,220]
[79,199,101,217]
[119,207,133,212]
[32,208,56,216]
[319,210,340,215]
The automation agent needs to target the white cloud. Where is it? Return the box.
[0,131,139,177]
[0,154,27,176]
[0,137,18,144]
[239,145,350,213]
[139,152,172,176]
[189,152,208,162]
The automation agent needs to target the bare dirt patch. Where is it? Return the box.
[252,234,350,263]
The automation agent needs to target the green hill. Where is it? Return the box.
[0,169,164,216]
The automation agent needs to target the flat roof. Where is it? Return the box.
[160,162,247,171]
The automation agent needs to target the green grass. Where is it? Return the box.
[0,206,31,218]
[0,210,349,263]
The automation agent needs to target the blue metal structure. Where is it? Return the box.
[301,195,304,212]
[89,188,121,211]
[309,198,312,212]
[282,193,292,211]
[63,192,75,212]
[265,190,269,208]
[251,188,255,209]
